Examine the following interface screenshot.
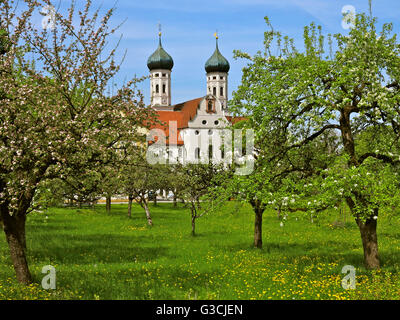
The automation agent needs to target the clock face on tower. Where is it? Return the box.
[162,97,167,105]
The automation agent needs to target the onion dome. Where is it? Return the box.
[147,34,174,71]
[205,37,230,73]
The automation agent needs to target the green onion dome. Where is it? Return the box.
[205,38,230,73]
[147,35,174,71]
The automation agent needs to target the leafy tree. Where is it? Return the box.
[0,0,150,284]
[231,13,400,269]
[175,163,224,236]
[121,160,165,226]
[100,165,122,213]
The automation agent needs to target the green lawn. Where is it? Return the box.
[1,202,400,300]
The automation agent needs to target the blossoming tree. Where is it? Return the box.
[0,0,151,284]
[231,14,400,269]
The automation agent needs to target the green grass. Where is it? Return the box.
[1,202,400,300]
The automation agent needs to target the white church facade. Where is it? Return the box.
[146,32,245,164]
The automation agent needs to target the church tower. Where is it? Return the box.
[204,34,230,110]
[147,28,174,109]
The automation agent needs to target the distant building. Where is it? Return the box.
[146,31,245,164]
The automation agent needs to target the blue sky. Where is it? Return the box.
[56,0,400,105]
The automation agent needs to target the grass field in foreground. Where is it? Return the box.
[1,202,400,300]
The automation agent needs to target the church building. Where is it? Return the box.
[146,31,244,164]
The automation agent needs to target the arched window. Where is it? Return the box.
[156,84,159,93]
[208,145,213,161]
[220,86,223,97]
[162,84,166,93]
[195,147,200,159]
[213,87,216,96]
[207,100,213,112]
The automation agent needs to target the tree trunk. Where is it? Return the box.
[1,209,32,285]
[128,194,133,218]
[106,196,111,213]
[153,193,157,206]
[191,215,196,236]
[254,209,263,248]
[250,199,265,249]
[357,215,380,269]
[347,197,380,269]
[173,192,177,207]
[142,201,153,226]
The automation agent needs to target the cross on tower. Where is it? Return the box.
[214,29,218,39]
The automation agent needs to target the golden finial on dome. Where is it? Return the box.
[214,30,218,39]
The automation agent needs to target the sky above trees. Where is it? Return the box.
[31,0,400,104]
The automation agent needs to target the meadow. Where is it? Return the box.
[1,201,400,300]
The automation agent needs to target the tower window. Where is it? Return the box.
[208,145,213,161]
[162,84,166,93]
[195,147,200,159]
[220,76,224,80]
[202,120,207,125]
[213,87,216,96]
[213,76,217,80]
[155,73,159,77]
[162,73,166,77]
[220,87,223,97]
[156,84,159,93]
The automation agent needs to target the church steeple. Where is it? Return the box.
[205,33,229,110]
[147,25,173,109]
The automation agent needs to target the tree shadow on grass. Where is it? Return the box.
[27,233,170,265]
[211,240,370,267]
[27,224,77,232]
[216,239,400,270]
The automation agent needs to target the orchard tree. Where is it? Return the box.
[231,13,400,269]
[0,0,150,284]
[175,163,224,236]
[121,160,165,226]
[59,171,101,207]
[100,165,121,213]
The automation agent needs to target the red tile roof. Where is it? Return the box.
[147,97,203,146]
[172,97,203,127]
[147,97,247,146]
[225,116,248,125]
